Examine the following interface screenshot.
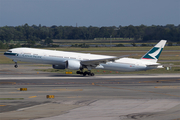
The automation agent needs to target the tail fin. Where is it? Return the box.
[141,40,167,63]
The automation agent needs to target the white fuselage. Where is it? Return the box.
[4,48,161,72]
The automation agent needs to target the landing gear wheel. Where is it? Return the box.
[14,64,18,68]
[83,73,86,76]
[76,71,81,74]
[76,71,83,75]
[76,69,95,76]
[14,61,18,68]
[90,73,94,76]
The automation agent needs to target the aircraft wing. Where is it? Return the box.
[81,57,119,66]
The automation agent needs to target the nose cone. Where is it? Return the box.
[4,52,8,56]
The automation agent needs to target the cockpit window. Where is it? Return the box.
[7,51,12,53]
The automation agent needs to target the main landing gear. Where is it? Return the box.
[76,71,95,76]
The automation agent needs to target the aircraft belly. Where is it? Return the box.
[101,62,146,72]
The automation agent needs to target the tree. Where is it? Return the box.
[27,39,36,47]
[0,24,180,42]
[44,37,53,45]
[131,43,136,46]
[167,42,173,46]
[0,41,8,49]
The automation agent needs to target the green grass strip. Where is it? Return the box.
[0,98,24,100]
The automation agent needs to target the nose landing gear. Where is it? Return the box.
[14,62,18,68]
[14,64,18,68]
[13,60,18,68]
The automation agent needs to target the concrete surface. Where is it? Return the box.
[0,64,180,120]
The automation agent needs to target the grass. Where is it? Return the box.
[0,98,24,100]
[161,61,180,65]
[0,54,14,64]
[158,56,180,61]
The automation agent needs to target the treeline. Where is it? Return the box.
[0,24,180,43]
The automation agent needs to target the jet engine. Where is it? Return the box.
[52,64,66,69]
[66,60,81,70]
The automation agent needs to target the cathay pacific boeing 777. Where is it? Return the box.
[4,40,167,76]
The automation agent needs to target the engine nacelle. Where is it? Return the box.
[52,64,66,69]
[66,60,81,70]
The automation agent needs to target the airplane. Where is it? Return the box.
[4,40,167,76]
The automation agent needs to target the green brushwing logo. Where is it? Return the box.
[142,47,163,60]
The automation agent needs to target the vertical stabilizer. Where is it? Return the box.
[141,40,167,63]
